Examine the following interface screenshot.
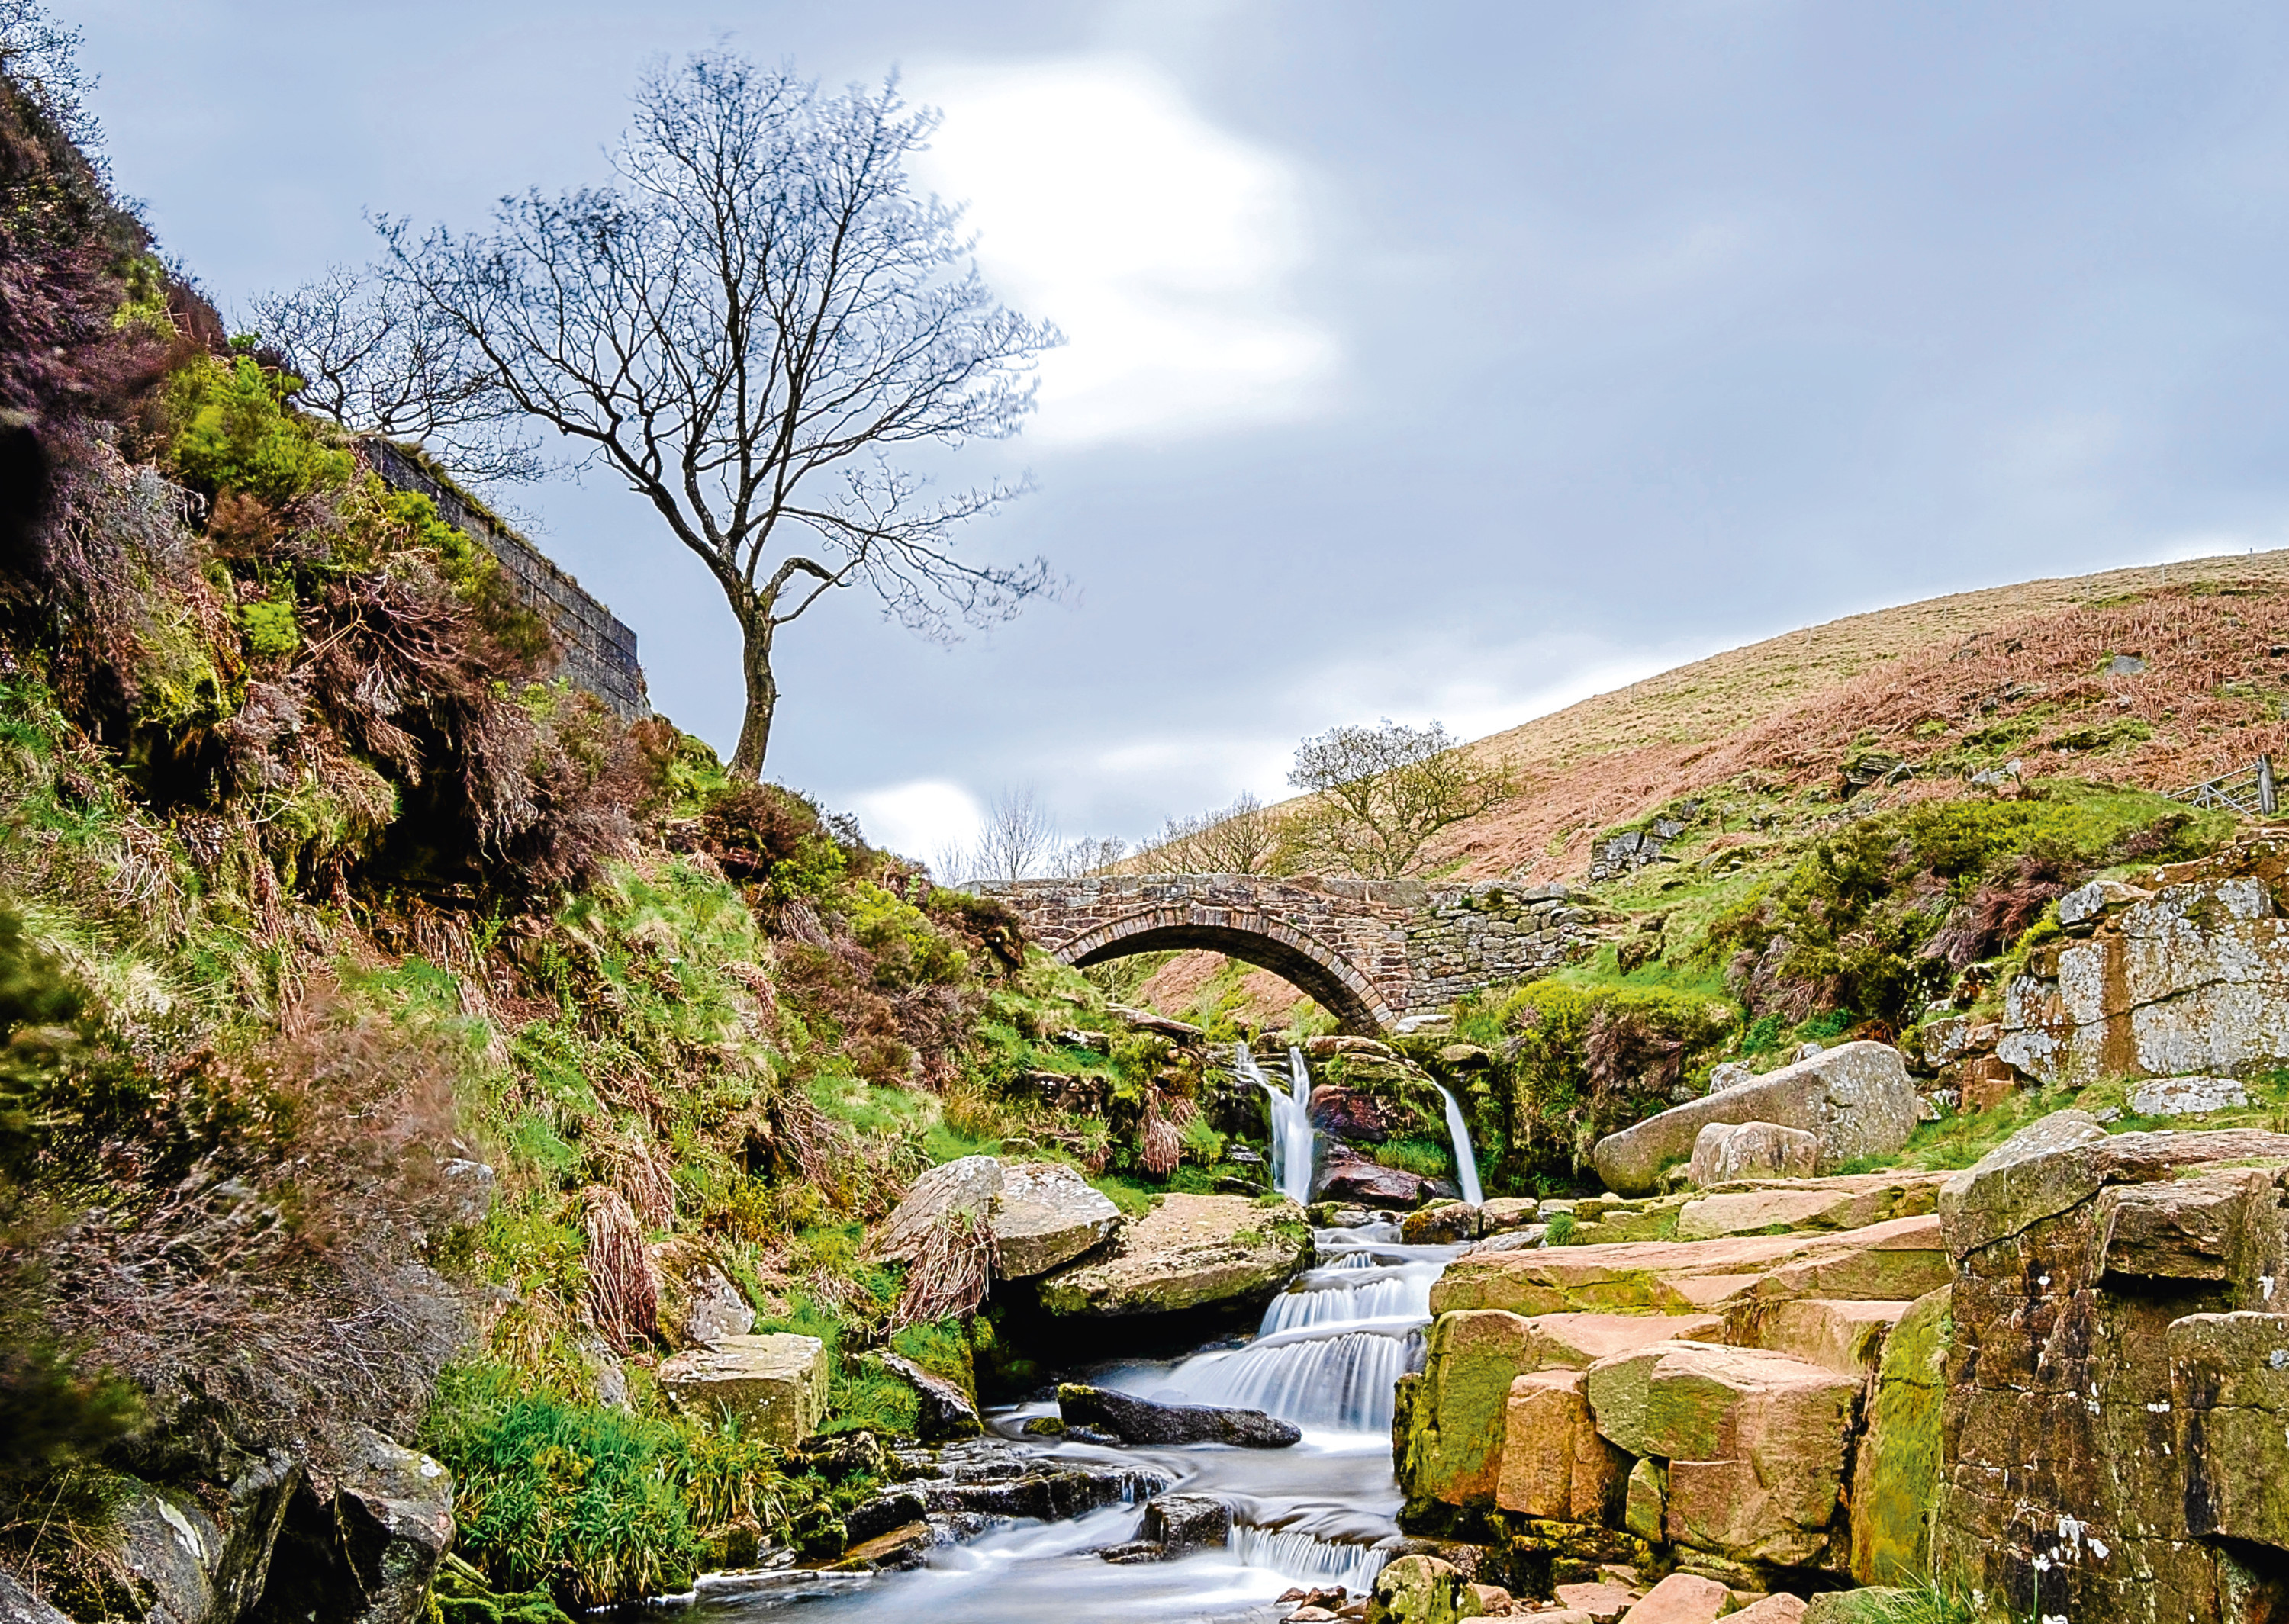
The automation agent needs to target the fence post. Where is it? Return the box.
[2263,755,2278,818]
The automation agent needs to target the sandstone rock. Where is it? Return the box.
[2169,1310,2289,1552]
[919,1437,1172,1523]
[659,1333,828,1446]
[1522,1310,1724,1368]
[1934,1108,2110,1255]
[1675,1172,1944,1242]
[1623,1458,1666,1543]
[1140,1492,1233,1552]
[1555,1581,1640,1622]
[1398,1310,1535,1507]
[1321,1152,1436,1208]
[2057,877,2150,928]
[1616,1572,1730,1623]
[1753,1298,1908,1375]
[874,1155,1005,1262]
[829,1519,935,1571]
[1058,1382,1299,1447]
[1586,1342,1859,1565]
[878,1352,982,1442]
[990,1160,1122,1278]
[1404,1201,1483,1244]
[673,1262,756,1347]
[1467,1581,1515,1616]
[1312,1083,1403,1143]
[1687,1121,1817,1187]
[1479,1197,1540,1233]
[1592,1043,1918,1197]
[1705,1060,1756,1095]
[1847,1286,1948,1586]
[1035,1194,1311,1317]
[1494,1368,1627,1522]
[2129,1074,2249,1118]
[1434,1215,1948,1319]
[1727,1597,1808,1623]
[1368,1555,1484,1624]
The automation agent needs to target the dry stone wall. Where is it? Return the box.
[362,438,648,719]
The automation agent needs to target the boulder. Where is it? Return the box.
[0,1574,69,1624]
[1673,1172,1944,1242]
[990,1161,1122,1278]
[1479,1197,1540,1233]
[111,1454,298,1624]
[877,1352,982,1442]
[1398,1310,1534,1507]
[1616,1572,1731,1623]
[1752,1298,1907,1375]
[253,1427,455,1624]
[1141,1493,1233,1552]
[1623,1458,1666,1543]
[1404,1201,1483,1244]
[1585,1342,1859,1565]
[828,1519,934,1571]
[1034,1194,1311,1317]
[919,1437,1172,1523]
[1727,1599,1808,1623]
[676,1262,756,1346]
[1686,1121,1817,1187]
[1312,1083,1402,1143]
[1494,1369,1627,1523]
[658,1333,828,1446]
[1519,1311,1723,1369]
[1056,1383,1300,1447]
[1553,1581,1639,1622]
[2128,1074,2248,1118]
[1592,1042,1918,1196]
[1433,1214,1949,1318]
[1367,1554,1484,1624]
[1705,1060,1756,1095]
[1321,1151,1436,1208]
[872,1156,1120,1281]
[2169,1310,2289,1554]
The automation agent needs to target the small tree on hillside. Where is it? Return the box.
[1140,790,1286,874]
[1281,719,1511,879]
[381,50,1061,777]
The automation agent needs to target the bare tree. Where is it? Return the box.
[250,268,544,486]
[1135,790,1286,874]
[1049,835,1125,879]
[1,0,100,156]
[382,51,1061,777]
[1282,719,1512,879]
[971,786,1058,884]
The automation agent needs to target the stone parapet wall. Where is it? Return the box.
[361,438,648,719]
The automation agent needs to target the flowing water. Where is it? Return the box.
[1432,1082,1484,1207]
[681,1050,1483,1622]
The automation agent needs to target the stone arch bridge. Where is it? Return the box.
[981,874,1593,1034]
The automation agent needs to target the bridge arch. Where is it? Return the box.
[1054,904,1402,1035]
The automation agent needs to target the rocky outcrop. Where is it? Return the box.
[1932,1113,2289,1624]
[877,1352,982,1442]
[1322,1149,1440,1208]
[1033,1194,1311,1317]
[908,1436,1171,1523]
[1998,871,2289,1087]
[873,1156,1120,1281]
[658,1333,829,1446]
[1686,1121,1816,1187]
[1368,1554,1483,1623]
[1056,1383,1300,1447]
[1591,1044,1917,1196]
[250,1429,453,1624]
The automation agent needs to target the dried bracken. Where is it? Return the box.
[581,1185,658,1354]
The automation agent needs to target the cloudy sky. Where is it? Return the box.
[73,0,2289,858]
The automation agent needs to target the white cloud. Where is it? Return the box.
[848,779,984,862]
[908,56,1339,446]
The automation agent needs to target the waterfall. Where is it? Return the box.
[1433,1082,1483,1207]
[1231,1526,1389,1595]
[1238,1042,1316,1204]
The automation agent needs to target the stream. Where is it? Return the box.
[681,1048,1475,1623]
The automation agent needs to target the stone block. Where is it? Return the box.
[1481,1196,1540,1233]
[2170,1310,2289,1552]
[1727,1598,1808,1623]
[1935,1108,2111,1256]
[992,1160,1122,1278]
[1495,1369,1627,1523]
[1405,1201,1485,1244]
[1523,1311,1724,1369]
[1624,1457,1667,1543]
[1592,1043,1919,1197]
[1676,1172,1945,1243]
[658,1333,828,1446]
[1400,1310,1534,1507]
[2129,1075,2249,1118]
[1753,1298,1908,1375]
[1586,1343,1859,1565]
[1688,1121,1818,1187]
[1557,1579,1640,1621]
[1616,1571,1731,1622]
[1848,1287,1949,1586]
[1953,1056,2018,1111]
[1035,1192,1310,1315]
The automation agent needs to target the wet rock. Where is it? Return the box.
[1367,1554,1483,1623]
[1494,1368,1627,1523]
[1034,1193,1311,1317]
[1310,1201,1386,1227]
[659,1333,828,1446]
[1846,1287,1949,1586]
[877,1353,981,1442]
[2128,1074,2249,1118]
[1141,1492,1233,1552]
[1402,1201,1483,1245]
[828,1519,935,1571]
[1585,1342,1859,1565]
[1096,1539,1172,1564]
[842,1487,928,1546]
[1320,1151,1436,1209]
[1685,1120,1817,1187]
[915,1437,1172,1522]
[1057,1383,1300,1447]
[1592,1042,1917,1197]
[1312,1084,1403,1143]
[1479,1197,1539,1233]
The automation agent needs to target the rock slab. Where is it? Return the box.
[1687,1121,1818,1187]
[1592,1043,1917,1196]
[1034,1193,1310,1317]
[1057,1382,1300,1448]
[659,1333,828,1446]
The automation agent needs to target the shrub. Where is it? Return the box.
[165,351,353,506]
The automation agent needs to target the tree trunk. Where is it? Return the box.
[727,613,778,781]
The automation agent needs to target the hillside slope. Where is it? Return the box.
[1425,550,2289,880]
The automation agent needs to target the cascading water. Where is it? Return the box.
[690,1048,1464,1622]
[1433,1081,1484,1207]
[1238,1041,1316,1204]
